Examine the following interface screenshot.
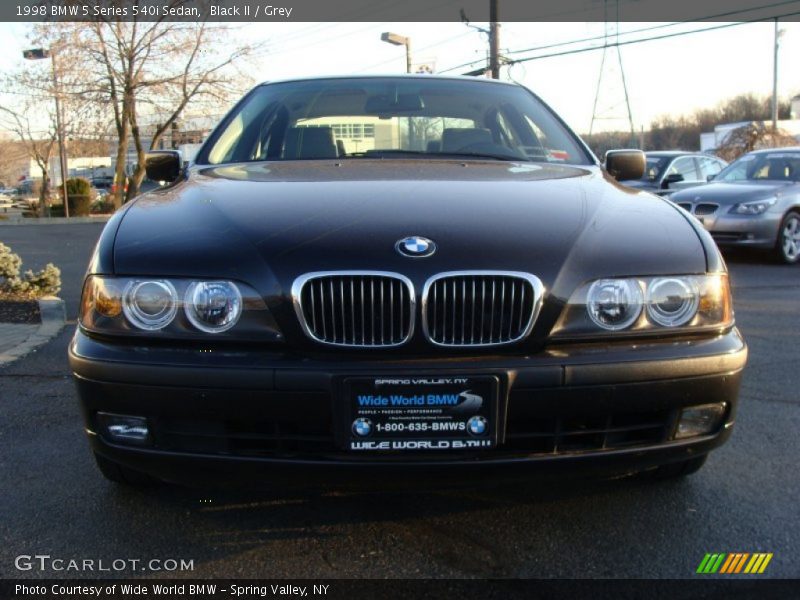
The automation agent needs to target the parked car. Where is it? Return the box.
[90,176,112,189]
[620,151,727,196]
[70,75,746,487]
[670,147,800,263]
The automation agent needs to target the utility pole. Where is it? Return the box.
[772,18,780,130]
[51,50,69,218]
[489,0,500,79]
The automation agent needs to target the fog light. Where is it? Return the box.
[97,413,150,445]
[674,403,727,439]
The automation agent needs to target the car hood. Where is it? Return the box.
[671,180,793,204]
[113,160,707,316]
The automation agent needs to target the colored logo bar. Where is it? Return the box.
[696,553,773,574]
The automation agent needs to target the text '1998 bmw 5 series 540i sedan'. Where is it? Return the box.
[69,75,747,487]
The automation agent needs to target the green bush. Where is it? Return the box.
[0,242,61,299]
[65,177,93,216]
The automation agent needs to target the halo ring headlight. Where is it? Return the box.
[184,280,242,333]
[122,280,178,330]
[586,278,643,331]
[646,277,699,327]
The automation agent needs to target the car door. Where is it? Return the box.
[661,156,703,194]
[698,156,726,182]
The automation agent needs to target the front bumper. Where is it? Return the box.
[69,328,747,485]
[698,211,782,249]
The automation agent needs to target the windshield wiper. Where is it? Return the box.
[347,149,527,162]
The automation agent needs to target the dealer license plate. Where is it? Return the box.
[344,376,498,452]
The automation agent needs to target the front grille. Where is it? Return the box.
[504,409,675,454]
[149,410,675,459]
[154,415,337,457]
[422,272,542,347]
[677,202,692,212]
[293,272,414,347]
[694,203,718,216]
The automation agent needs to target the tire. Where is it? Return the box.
[775,211,800,264]
[93,452,159,486]
[647,455,708,480]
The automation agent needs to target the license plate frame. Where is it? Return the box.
[343,375,499,452]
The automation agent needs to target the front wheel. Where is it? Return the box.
[775,211,800,264]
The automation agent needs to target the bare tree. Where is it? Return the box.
[0,136,30,191]
[716,122,799,162]
[647,93,792,152]
[2,26,108,215]
[0,100,58,216]
[39,16,260,206]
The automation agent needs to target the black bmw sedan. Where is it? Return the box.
[70,76,747,486]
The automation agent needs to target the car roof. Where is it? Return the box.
[645,151,704,157]
[748,146,800,154]
[258,74,520,88]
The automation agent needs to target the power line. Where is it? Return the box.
[355,31,474,73]
[506,0,800,56]
[506,12,800,67]
[437,2,800,74]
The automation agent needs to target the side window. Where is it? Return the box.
[699,157,723,180]
[667,157,699,181]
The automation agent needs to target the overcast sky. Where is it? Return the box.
[1,20,798,134]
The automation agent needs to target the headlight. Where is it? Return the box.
[123,280,179,331]
[80,275,282,340]
[586,279,643,331]
[730,198,776,215]
[645,277,699,327]
[552,273,732,338]
[184,281,242,333]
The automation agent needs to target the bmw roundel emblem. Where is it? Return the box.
[467,416,488,436]
[396,236,436,258]
[352,418,373,437]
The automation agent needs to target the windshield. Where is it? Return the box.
[197,77,591,166]
[639,155,670,182]
[716,151,800,182]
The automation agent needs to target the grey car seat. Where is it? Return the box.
[283,127,338,159]
[441,128,493,152]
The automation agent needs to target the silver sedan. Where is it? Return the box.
[670,147,800,264]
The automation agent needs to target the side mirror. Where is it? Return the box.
[605,149,645,181]
[706,174,715,182]
[145,150,182,184]
[665,172,685,183]
[662,172,685,189]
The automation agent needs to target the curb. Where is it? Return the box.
[0,216,112,226]
[0,297,66,366]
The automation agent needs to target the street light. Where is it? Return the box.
[23,47,69,218]
[381,32,412,74]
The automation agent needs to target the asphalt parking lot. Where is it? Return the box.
[0,222,798,579]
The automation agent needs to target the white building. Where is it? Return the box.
[700,119,800,152]
[26,155,113,183]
